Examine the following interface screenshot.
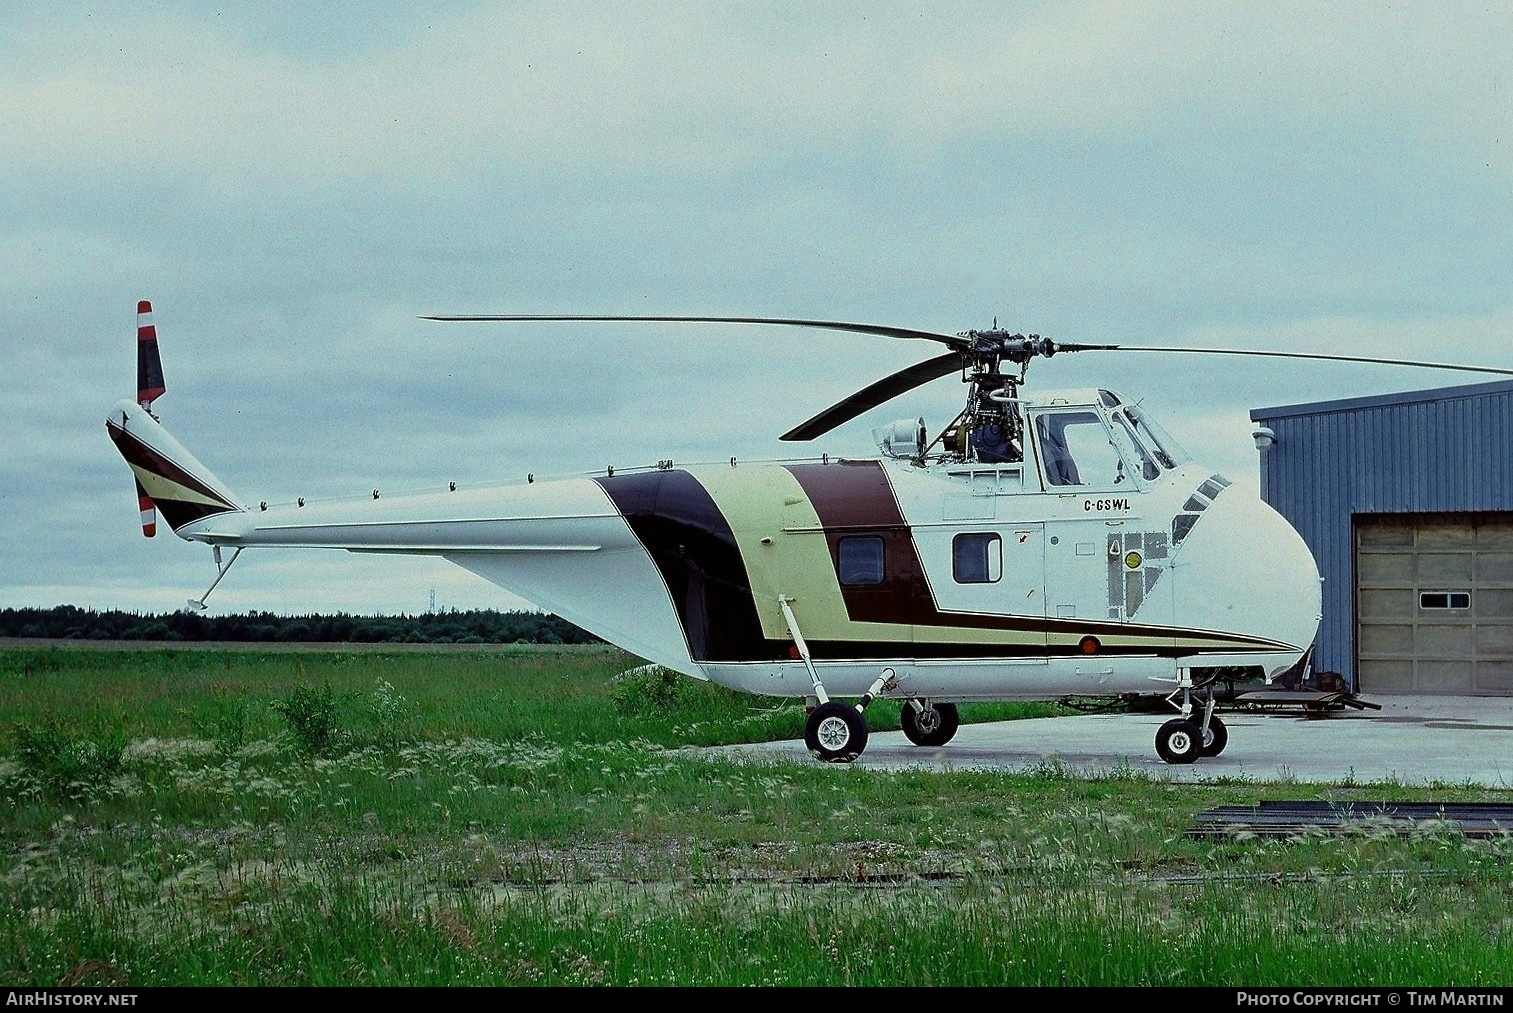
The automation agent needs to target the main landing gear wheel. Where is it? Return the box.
[901,701,960,747]
[805,701,869,763]
[1155,718,1203,764]
[1199,715,1228,757]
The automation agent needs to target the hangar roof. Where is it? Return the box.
[1251,377,1513,422]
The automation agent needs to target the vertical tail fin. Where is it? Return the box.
[108,301,243,537]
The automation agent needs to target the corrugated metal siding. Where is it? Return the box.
[1252,384,1513,687]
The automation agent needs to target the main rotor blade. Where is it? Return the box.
[1058,343,1513,377]
[780,351,964,441]
[421,313,972,351]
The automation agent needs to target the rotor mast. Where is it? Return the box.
[939,328,1061,466]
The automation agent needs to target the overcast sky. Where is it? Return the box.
[3,2,1510,617]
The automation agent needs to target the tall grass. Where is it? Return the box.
[8,866,1511,986]
[1,644,1509,986]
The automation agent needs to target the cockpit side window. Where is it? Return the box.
[1111,412,1160,481]
[1034,410,1126,488]
[1125,404,1191,470]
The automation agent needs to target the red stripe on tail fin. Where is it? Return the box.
[134,477,157,538]
[137,300,166,407]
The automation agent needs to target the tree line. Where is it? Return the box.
[0,606,598,645]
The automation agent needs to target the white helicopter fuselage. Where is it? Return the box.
[108,385,1321,705]
[114,301,1513,764]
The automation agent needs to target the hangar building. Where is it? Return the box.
[1250,379,1513,695]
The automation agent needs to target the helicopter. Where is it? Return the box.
[106,304,1513,765]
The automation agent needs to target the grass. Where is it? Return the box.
[1,643,1510,986]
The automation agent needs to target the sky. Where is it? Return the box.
[2,1,1510,617]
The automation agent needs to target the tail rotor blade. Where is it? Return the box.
[137,300,166,408]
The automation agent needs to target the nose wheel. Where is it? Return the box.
[1155,718,1202,763]
[1199,714,1228,756]
[1155,672,1228,764]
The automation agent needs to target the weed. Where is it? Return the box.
[271,682,342,756]
[1023,757,1075,781]
[11,716,128,799]
[365,679,413,746]
[201,695,249,753]
[610,666,701,715]
[3,645,1511,988]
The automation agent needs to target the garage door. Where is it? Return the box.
[1357,515,1513,694]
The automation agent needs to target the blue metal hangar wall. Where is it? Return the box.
[1250,380,1513,695]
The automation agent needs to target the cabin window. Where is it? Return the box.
[838,536,885,586]
[953,533,1002,584]
[1420,591,1471,610]
[1034,410,1125,488]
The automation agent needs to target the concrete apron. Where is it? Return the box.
[703,695,1513,787]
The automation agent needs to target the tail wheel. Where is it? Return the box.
[901,701,960,747]
[1155,718,1203,764]
[1200,715,1229,757]
[804,701,869,763]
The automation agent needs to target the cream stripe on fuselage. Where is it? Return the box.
[684,464,852,640]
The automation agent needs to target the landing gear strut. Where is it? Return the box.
[1155,670,1227,764]
[782,595,897,764]
[801,665,897,763]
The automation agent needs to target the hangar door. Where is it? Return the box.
[1356,515,1513,694]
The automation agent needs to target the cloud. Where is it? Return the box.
[4,4,1508,181]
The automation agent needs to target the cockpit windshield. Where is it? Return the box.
[1124,404,1190,470]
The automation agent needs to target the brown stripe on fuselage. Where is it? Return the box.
[783,460,1277,648]
[784,461,921,627]
[594,469,769,663]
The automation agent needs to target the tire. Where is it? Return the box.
[1200,715,1229,757]
[804,701,869,763]
[1155,718,1203,764]
[900,701,960,747]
